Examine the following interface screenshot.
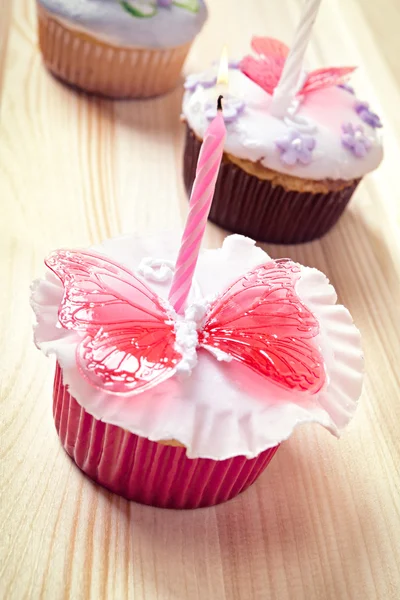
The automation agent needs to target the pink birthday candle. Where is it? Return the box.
[169,96,226,314]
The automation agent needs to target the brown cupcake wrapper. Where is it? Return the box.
[183,127,361,244]
[37,6,191,98]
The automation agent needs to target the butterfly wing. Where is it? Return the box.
[240,55,285,95]
[299,66,356,96]
[199,260,325,394]
[251,36,290,59]
[45,250,181,394]
[240,38,289,94]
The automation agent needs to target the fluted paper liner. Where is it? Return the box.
[37,5,191,98]
[184,127,361,244]
[53,363,278,509]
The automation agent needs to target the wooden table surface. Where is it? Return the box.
[1,0,400,598]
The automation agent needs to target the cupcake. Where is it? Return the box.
[31,233,363,509]
[182,38,383,243]
[37,0,208,98]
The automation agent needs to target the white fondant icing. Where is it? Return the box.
[182,68,383,181]
[37,0,208,49]
[31,233,364,460]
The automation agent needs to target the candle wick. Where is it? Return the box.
[217,95,223,111]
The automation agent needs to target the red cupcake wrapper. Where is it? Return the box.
[183,126,361,244]
[53,364,279,509]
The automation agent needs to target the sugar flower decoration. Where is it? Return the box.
[276,130,316,166]
[338,83,355,95]
[184,70,217,92]
[354,101,382,129]
[341,123,371,158]
[213,58,241,70]
[205,97,245,124]
[228,59,241,70]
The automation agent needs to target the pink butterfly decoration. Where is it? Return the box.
[45,249,326,397]
[240,36,356,96]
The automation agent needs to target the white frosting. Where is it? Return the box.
[182,68,383,181]
[174,316,199,376]
[31,233,364,460]
[137,257,174,282]
[38,0,208,49]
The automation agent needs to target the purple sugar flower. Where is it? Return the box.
[354,101,382,128]
[341,123,371,158]
[184,70,217,92]
[338,83,355,95]
[275,130,316,166]
[158,0,173,6]
[212,58,241,70]
[205,96,245,123]
[228,59,241,69]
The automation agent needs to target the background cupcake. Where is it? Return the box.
[37,0,208,98]
[31,233,363,509]
[182,38,383,244]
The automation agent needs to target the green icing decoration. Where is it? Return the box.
[120,0,157,17]
[173,0,199,12]
[119,0,199,18]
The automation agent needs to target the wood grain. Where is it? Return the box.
[1,0,399,598]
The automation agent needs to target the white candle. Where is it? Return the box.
[270,0,322,118]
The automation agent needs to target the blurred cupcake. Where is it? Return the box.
[37,0,207,98]
[31,233,363,509]
[182,38,383,243]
